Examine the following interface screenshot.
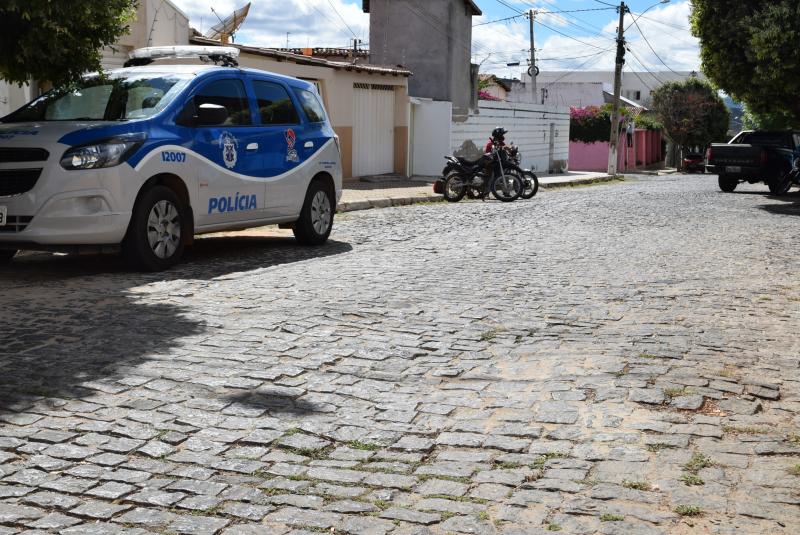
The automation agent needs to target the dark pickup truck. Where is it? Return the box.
[707,130,800,194]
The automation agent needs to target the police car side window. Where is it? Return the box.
[293,88,326,123]
[253,81,299,125]
[194,79,251,125]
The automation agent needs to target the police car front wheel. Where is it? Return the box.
[123,186,185,271]
[294,181,334,246]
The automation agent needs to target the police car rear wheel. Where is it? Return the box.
[124,186,185,271]
[0,249,16,263]
[294,181,334,245]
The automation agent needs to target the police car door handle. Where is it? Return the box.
[246,143,259,152]
[304,141,314,149]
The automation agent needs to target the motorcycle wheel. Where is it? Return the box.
[520,171,539,199]
[490,172,523,202]
[443,174,467,202]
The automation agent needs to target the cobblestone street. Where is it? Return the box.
[1,174,799,534]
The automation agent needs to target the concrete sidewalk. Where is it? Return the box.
[338,171,618,213]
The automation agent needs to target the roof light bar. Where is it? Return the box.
[125,46,240,67]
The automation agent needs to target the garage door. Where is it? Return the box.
[352,84,395,177]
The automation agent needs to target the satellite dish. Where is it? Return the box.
[206,2,251,45]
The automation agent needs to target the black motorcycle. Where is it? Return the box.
[440,143,523,203]
[505,144,539,200]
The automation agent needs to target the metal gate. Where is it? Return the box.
[352,84,395,177]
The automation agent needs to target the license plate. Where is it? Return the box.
[726,166,741,173]
[0,206,6,227]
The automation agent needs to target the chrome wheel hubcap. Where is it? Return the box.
[310,190,332,235]
[147,200,181,259]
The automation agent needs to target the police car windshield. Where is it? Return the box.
[3,72,193,123]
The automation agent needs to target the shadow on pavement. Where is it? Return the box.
[0,237,353,411]
[758,190,800,216]
[223,390,324,417]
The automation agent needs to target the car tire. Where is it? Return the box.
[718,174,737,192]
[293,180,334,245]
[0,249,17,264]
[768,169,792,196]
[122,185,186,271]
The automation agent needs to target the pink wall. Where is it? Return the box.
[569,129,663,173]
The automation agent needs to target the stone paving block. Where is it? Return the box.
[70,500,130,519]
[265,507,341,529]
[379,507,440,525]
[0,503,44,523]
[27,512,83,530]
[86,481,136,500]
[168,515,230,535]
[415,478,470,497]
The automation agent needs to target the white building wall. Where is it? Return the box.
[451,101,570,174]
[523,71,704,106]
[410,99,452,176]
[509,82,607,108]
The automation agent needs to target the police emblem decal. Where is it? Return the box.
[219,131,239,169]
[285,128,300,163]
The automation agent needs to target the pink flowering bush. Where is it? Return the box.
[478,90,501,101]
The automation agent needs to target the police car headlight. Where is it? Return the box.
[60,134,145,170]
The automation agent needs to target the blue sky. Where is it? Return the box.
[170,0,700,78]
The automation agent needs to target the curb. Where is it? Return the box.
[337,175,622,213]
[539,175,618,189]
[338,194,443,213]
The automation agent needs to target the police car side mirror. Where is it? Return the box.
[196,103,229,126]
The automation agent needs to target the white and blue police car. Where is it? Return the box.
[0,46,342,270]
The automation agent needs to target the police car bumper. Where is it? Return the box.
[0,188,131,246]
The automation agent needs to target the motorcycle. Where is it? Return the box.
[505,144,539,200]
[439,143,523,203]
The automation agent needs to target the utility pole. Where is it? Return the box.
[608,2,628,176]
[351,38,361,63]
[529,10,537,103]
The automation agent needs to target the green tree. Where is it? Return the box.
[691,1,800,126]
[0,1,137,87]
[651,79,729,153]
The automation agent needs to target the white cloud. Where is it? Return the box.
[169,0,369,49]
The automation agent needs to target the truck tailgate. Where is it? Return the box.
[708,144,762,168]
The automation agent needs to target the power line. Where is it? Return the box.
[325,0,357,39]
[630,17,683,75]
[528,0,617,40]
[540,48,615,88]
[638,14,691,32]
[535,20,610,50]
[494,0,525,15]
[625,45,667,85]
[474,15,524,27]
[308,4,355,43]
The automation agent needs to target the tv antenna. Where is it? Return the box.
[206,2,251,45]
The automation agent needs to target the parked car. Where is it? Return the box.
[0,46,342,270]
[682,152,705,173]
[707,130,800,194]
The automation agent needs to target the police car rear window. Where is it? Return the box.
[253,81,299,125]
[2,73,192,122]
[293,88,326,123]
